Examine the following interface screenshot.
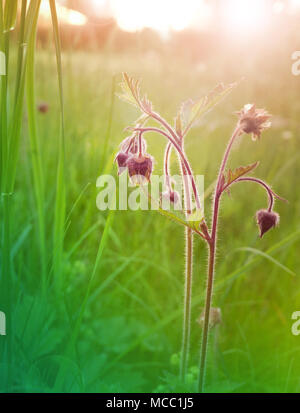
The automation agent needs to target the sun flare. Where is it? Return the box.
[109,0,203,33]
[40,0,87,26]
[223,0,268,33]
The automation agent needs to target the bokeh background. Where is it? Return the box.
[0,0,300,392]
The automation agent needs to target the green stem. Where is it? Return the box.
[180,227,193,381]
[179,155,193,382]
[198,237,217,392]
[198,127,241,392]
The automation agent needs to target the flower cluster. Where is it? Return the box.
[115,133,153,186]
[115,132,180,206]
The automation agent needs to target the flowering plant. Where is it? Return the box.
[115,73,285,392]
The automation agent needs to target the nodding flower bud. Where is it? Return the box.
[121,135,147,155]
[197,307,222,329]
[127,154,153,185]
[237,104,271,141]
[161,190,180,205]
[256,209,279,238]
[115,151,130,175]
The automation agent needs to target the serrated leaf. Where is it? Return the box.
[117,73,141,108]
[118,73,153,115]
[187,209,204,231]
[182,82,237,134]
[157,207,204,235]
[158,207,188,227]
[226,162,259,186]
[117,82,139,108]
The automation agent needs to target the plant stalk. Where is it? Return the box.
[179,154,193,381]
[198,126,241,392]
[198,197,219,392]
[180,226,193,381]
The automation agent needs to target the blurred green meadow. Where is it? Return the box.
[1,2,300,393]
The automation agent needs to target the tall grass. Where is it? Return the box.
[0,2,299,393]
[0,0,116,392]
[49,0,66,297]
[26,0,47,293]
[0,0,41,389]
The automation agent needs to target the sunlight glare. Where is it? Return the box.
[40,0,87,26]
[223,0,268,33]
[110,0,203,33]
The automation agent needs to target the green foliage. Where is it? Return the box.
[226,162,259,186]
[0,9,299,393]
[180,82,238,135]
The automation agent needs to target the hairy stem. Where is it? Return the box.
[150,111,181,145]
[136,127,202,211]
[164,142,172,190]
[179,157,193,381]
[225,176,275,211]
[181,227,193,381]
[217,126,241,191]
[198,196,219,392]
[198,126,241,392]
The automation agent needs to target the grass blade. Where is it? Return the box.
[26,0,47,293]
[49,0,66,293]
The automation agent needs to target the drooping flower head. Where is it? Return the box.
[256,209,280,238]
[115,152,130,175]
[237,104,271,141]
[127,154,153,186]
[115,134,148,175]
[161,190,180,206]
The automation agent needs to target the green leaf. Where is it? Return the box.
[182,82,237,134]
[186,209,204,232]
[157,207,203,234]
[226,161,259,186]
[49,0,66,293]
[117,72,141,108]
[158,207,188,227]
[117,73,153,114]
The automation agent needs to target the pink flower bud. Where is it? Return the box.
[127,154,153,185]
[161,190,180,205]
[115,152,129,175]
[256,209,280,238]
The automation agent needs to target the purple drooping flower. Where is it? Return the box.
[115,151,130,175]
[161,190,180,205]
[256,209,280,238]
[127,154,153,185]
